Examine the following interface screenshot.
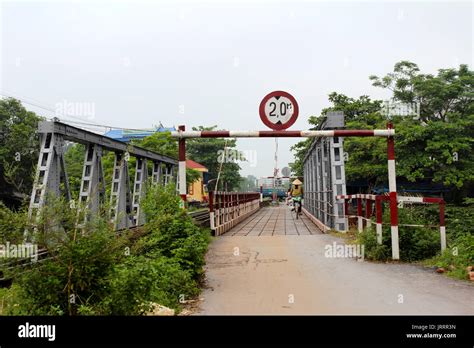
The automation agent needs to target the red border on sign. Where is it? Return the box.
[259,91,299,130]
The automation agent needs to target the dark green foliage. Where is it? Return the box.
[356,203,474,271]
[0,98,42,203]
[428,233,474,280]
[0,202,27,245]
[140,183,211,278]
[186,126,243,191]
[103,255,198,315]
[1,183,210,315]
[291,62,474,201]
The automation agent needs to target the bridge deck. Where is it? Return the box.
[224,205,322,236]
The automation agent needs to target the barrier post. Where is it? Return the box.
[439,201,446,252]
[357,196,363,232]
[387,122,399,260]
[178,125,187,205]
[375,196,383,244]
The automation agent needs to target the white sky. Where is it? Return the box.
[1,0,472,178]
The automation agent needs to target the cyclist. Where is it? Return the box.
[289,179,303,213]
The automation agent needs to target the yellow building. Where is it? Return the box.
[186,159,208,203]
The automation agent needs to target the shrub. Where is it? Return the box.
[426,233,474,280]
[140,183,210,278]
[6,216,124,315]
[101,255,198,315]
[1,183,211,315]
[0,202,28,245]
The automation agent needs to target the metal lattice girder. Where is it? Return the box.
[329,137,347,231]
[321,138,330,226]
[38,120,178,166]
[78,144,105,223]
[302,115,347,232]
[163,163,173,186]
[315,146,322,221]
[109,153,133,230]
[152,161,162,183]
[27,133,71,233]
[132,157,148,226]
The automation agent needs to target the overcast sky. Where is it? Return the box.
[1,0,472,178]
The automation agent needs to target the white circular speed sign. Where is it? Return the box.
[259,91,299,130]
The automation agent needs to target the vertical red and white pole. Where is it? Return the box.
[366,198,372,229]
[178,125,187,205]
[439,201,446,252]
[375,196,383,245]
[357,196,363,233]
[344,199,350,232]
[387,122,399,260]
[209,191,215,232]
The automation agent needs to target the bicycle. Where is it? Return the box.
[291,196,302,220]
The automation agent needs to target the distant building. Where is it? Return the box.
[104,125,176,142]
[186,159,209,203]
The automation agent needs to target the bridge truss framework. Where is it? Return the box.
[27,120,177,237]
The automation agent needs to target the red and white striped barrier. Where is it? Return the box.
[171,129,395,139]
[336,194,447,253]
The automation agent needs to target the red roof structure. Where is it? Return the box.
[186,159,208,171]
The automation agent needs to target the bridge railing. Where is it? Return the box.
[209,191,261,236]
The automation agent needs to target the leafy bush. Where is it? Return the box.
[5,217,124,315]
[0,202,28,245]
[102,255,198,315]
[425,232,474,280]
[140,183,210,278]
[355,201,473,269]
[1,183,210,316]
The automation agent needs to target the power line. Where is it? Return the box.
[0,91,161,133]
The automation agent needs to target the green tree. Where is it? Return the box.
[371,62,474,199]
[186,126,243,191]
[133,132,200,187]
[133,131,178,158]
[370,61,473,122]
[0,98,43,204]
[291,62,474,201]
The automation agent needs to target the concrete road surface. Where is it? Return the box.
[197,208,474,315]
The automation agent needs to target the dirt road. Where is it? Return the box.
[197,207,474,315]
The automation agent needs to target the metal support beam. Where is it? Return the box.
[27,133,71,238]
[132,157,147,226]
[152,161,162,184]
[78,144,105,223]
[109,152,133,230]
[301,113,347,232]
[39,120,177,165]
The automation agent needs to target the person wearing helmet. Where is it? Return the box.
[289,178,303,213]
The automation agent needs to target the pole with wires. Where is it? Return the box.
[215,138,228,192]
